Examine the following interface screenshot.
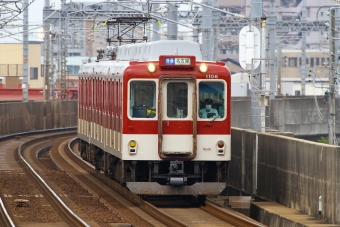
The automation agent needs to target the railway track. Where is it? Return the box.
[0,129,267,226]
[63,137,267,226]
[16,131,89,227]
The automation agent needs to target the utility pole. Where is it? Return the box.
[250,0,263,131]
[300,0,307,96]
[167,4,178,40]
[212,0,219,61]
[50,32,56,99]
[328,7,336,145]
[43,0,51,101]
[152,3,160,41]
[201,0,213,61]
[268,0,276,99]
[59,1,67,100]
[277,45,282,95]
[192,6,200,43]
[22,0,28,102]
[260,14,266,133]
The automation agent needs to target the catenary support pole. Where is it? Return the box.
[22,0,28,102]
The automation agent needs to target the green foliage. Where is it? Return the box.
[318,136,328,144]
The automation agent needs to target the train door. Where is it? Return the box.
[159,78,197,158]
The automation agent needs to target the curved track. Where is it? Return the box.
[0,129,267,226]
[63,138,266,227]
[16,131,89,227]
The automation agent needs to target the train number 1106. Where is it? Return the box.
[206,74,218,79]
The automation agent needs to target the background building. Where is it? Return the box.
[0,42,42,88]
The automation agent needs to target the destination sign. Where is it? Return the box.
[164,57,191,65]
[159,55,196,68]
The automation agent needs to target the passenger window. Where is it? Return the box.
[129,81,156,118]
[198,82,225,119]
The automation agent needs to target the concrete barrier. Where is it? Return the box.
[231,96,333,137]
[230,127,340,224]
[0,100,77,136]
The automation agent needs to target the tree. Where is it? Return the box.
[318,136,328,144]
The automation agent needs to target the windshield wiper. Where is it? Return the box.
[210,115,218,123]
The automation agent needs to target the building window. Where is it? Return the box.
[288,58,297,67]
[30,67,38,79]
[310,58,314,67]
[220,49,226,54]
[67,65,80,75]
[316,58,320,66]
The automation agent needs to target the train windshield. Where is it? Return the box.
[129,80,156,118]
[198,81,225,119]
[166,82,188,118]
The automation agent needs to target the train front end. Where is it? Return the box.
[122,49,231,195]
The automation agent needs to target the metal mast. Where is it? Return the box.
[167,4,178,40]
[212,0,219,61]
[43,0,51,101]
[59,0,67,100]
[22,0,28,102]
[300,0,307,96]
[250,0,263,131]
[268,0,276,99]
[328,7,336,145]
[152,3,160,41]
[201,0,213,61]
[260,14,267,133]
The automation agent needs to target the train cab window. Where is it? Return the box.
[198,82,225,119]
[166,82,188,118]
[129,81,156,118]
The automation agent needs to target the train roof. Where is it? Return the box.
[79,40,204,77]
[116,40,202,61]
[79,60,129,77]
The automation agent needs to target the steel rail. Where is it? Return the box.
[0,197,15,227]
[16,131,89,227]
[68,138,266,227]
[67,138,189,227]
[202,200,267,227]
[0,128,76,227]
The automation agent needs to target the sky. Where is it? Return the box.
[1,0,65,42]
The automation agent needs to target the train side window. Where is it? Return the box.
[129,81,156,118]
[198,81,225,119]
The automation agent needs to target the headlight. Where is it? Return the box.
[129,140,137,154]
[129,140,137,147]
[217,140,225,148]
[199,63,208,73]
[217,140,225,155]
[147,63,156,73]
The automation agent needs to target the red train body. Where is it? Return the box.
[78,40,231,195]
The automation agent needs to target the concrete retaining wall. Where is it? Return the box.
[230,127,340,224]
[231,96,334,136]
[0,100,77,136]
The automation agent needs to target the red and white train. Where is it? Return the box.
[77,40,231,196]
